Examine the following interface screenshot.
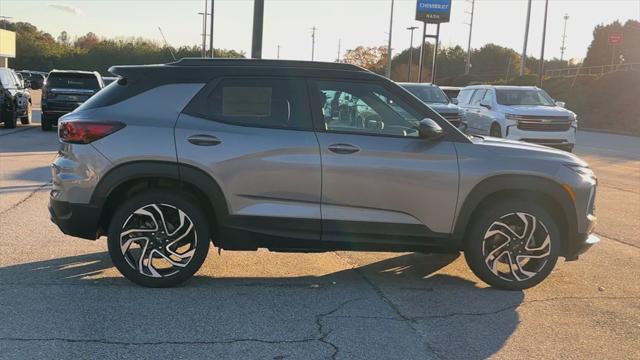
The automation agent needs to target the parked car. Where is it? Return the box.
[399,83,464,129]
[439,86,461,100]
[0,68,32,128]
[17,70,45,90]
[41,70,104,131]
[49,58,598,289]
[102,76,118,86]
[457,85,577,152]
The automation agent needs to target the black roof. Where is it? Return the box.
[109,58,376,83]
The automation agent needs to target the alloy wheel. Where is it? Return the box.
[119,203,198,278]
[482,212,551,282]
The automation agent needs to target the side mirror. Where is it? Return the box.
[479,99,491,109]
[555,101,565,108]
[417,118,444,140]
[451,97,459,105]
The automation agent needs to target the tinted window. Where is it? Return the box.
[496,89,555,106]
[457,89,474,105]
[316,80,421,138]
[402,85,449,104]
[469,89,487,106]
[0,69,17,88]
[47,73,100,90]
[194,78,311,130]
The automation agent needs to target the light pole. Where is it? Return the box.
[201,0,208,57]
[538,0,549,86]
[465,0,475,75]
[520,0,532,76]
[209,0,215,57]
[560,14,569,62]
[311,26,317,61]
[407,26,419,81]
[251,0,264,59]
[277,45,281,59]
[385,0,395,78]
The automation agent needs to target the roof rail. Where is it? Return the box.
[167,58,366,72]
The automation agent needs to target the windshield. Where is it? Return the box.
[495,89,555,106]
[47,73,100,90]
[402,85,450,104]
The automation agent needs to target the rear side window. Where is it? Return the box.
[457,89,474,105]
[187,78,312,130]
[47,73,100,90]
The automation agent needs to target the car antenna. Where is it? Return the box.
[158,26,177,61]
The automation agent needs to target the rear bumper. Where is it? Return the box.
[49,197,101,240]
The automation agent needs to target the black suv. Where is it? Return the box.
[41,70,104,131]
[0,68,32,128]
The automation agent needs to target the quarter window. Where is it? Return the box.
[196,78,311,130]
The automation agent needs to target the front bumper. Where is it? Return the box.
[49,197,101,240]
[505,124,576,148]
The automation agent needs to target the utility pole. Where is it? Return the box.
[465,0,475,75]
[311,26,317,61]
[336,39,341,62]
[209,0,215,57]
[407,26,419,81]
[277,45,280,59]
[538,0,549,87]
[386,0,395,78]
[200,0,208,57]
[251,0,264,59]
[520,0,532,76]
[430,23,440,84]
[418,22,427,83]
[560,13,569,62]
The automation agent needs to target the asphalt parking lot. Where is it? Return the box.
[0,96,638,359]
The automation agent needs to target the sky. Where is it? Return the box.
[1,0,639,64]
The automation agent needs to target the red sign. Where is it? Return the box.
[608,34,623,45]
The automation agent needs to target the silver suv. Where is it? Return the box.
[49,59,598,289]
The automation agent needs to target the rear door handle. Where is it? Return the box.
[187,134,221,146]
[328,143,360,154]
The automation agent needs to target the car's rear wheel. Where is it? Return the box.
[490,123,502,138]
[464,199,560,290]
[107,190,210,287]
[2,108,17,129]
[41,113,52,131]
[20,102,32,125]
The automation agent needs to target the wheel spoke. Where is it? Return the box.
[485,221,519,240]
[138,243,161,278]
[519,235,551,259]
[517,212,536,241]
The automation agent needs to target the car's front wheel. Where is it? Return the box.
[107,190,210,287]
[41,113,52,131]
[20,102,32,125]
[1,108,17,129]
[464,198,560,290]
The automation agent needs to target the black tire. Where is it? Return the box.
[107,190,210,287]
[489,123,502,138]
[20,102,32,125]
[41,113,52,131]
[464,198,561,290]
[2,109,17,129]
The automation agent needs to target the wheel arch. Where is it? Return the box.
[453,174,577,256]
[92,161,229,242]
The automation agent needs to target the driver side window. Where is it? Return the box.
[316,81,420,138]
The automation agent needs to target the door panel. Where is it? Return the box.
[176,78,322,242]
[316,132,459,236]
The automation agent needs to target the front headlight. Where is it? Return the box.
[505,113,520,120]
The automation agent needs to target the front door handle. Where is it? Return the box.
[328,143,360,155]
[187,134,221,146]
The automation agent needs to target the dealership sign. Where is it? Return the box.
[608,34,623,45]
[415,0,452,23]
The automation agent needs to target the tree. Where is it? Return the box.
[57,30,70,46]
[343,46,388,75]
[75,32,100,49]
[584,20,640,67]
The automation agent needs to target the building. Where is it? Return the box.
[0,29,16,68]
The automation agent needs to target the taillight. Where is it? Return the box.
[59,121,125,144]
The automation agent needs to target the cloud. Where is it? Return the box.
[48,3,84,16]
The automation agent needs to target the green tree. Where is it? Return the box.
[584,20,640,67]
